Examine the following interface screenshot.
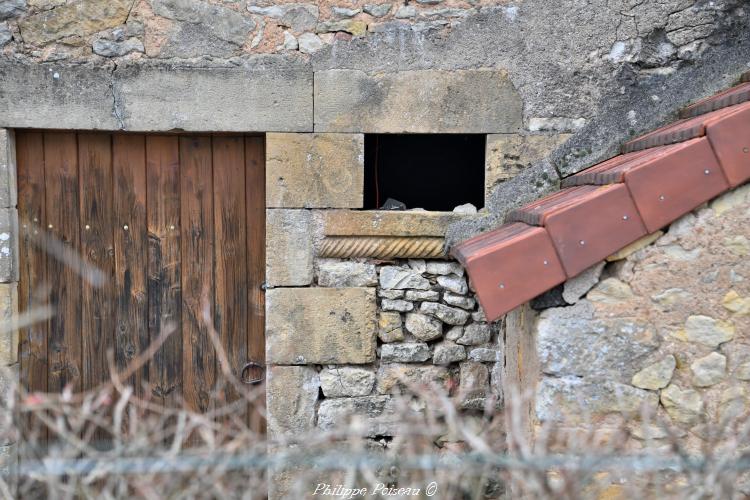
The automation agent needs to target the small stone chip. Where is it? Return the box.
[437,275,468,295]
[690,352,726,387]
[433,341,466,365]
[420,302,470,325]
[660,384,704,425]
[404,312,443,341]
[631,355,676,390]
[456,323,491,346]
[381,299,414,312]
[443,291,475,310]
[682,315,734,347]
[378,312,404,343]
[380,343,431,363]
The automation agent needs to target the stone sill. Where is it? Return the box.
[316,210,481,260]
[320,210,479,238]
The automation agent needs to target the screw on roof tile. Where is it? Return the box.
[498,283,505,289]
[744,147,749,153]
[623,215,629,220]
[704,169,711,175]
[579,240,585,245]
[659,195,665,201]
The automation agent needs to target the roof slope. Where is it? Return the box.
[453,70,750,322]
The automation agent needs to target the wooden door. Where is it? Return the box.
[16,131,265,424]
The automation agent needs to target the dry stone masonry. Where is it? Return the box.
[532,183,750,452]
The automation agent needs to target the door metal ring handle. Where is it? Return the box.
[241,361,265,385]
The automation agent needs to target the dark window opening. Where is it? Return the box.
[364,134,485,211]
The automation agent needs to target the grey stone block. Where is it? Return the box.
[266,209,313,287]
[0,209,17,283]
[0,57,314,133]
[113,58,313,132]
[0,61,118,130]
[0,130,16,209]
[314,69,522,133]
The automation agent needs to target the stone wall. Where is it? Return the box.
[530,183,750,456]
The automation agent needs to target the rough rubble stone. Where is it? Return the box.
[317,396,404,437]
[298,32,324,53]
[467,347,501,363]
[538,302,658,379]
[404,290,439,301]
[19,0,129,45]
[719,386,747,421]
[681,315,734,347]
[432,341,466,365]
[247,3,319,33]
[381,299,413,312]
[266,288,376,364]
[456,323,491,346]
[404,313,443,341]
[266,133,364,208]
[458,362,489,409]
[425,261,464,277]
[606,232,663,262]
[0,23,10,46]
[437,275,468,295]
[587,278,635,304]
[93,37,144,57]
[660,384,705,425]
[378,289,404,299]
[153,0,254,45]
[376,364,451,393]
[320,367,376,397]
[722,290,750,316]
[266,366,320,439]
[378,312,404,343]
[536,377,657,422]
[690,352,726,387]
[332,6,359,18]
[380,343,431,363]
[631,355,676,390]
[316,259,377,287]
[314,69,522,133]
[471,309,486,322]
[0,0,24,20]
[443,292,475,310]
[379,266,430,290]
[265,209,313,287]
[394,5,416,18]
[363,3,391,17]
[420,302,469,325]
[562,261,605,304]
[407,259,427,273]
[735,361,750,381]
[445,326,463,341]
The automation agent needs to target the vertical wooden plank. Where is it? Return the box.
[113,134,148,398]
[179,136,215,415]
[146,136,182,407]
[44,132,82,393]
[245,136,266,434]
[78,133,115,395]
[213,136,247,410]
[16,132,47,396]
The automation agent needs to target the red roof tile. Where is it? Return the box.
[451,223,566,321]
[680,82,750,119]
[453,70,750,320]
